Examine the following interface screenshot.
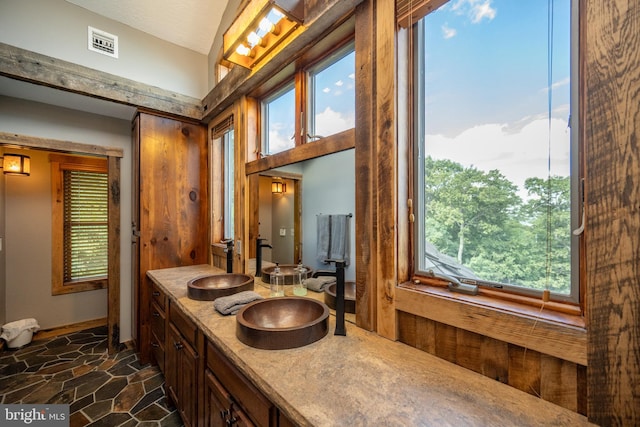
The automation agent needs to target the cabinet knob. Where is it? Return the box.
[174,341,184,350]
[152,291,160,297]
[152,312,160,317]
[151,342,159,348]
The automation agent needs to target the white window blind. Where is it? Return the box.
[63,170,109,282]
[397,0,448,28]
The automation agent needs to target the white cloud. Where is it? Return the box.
[471,0,496,23]
[348,73,355,80]
[314,107,355,137]
[448,0,496,23]
[335,80,344,87]
[442,24,457,39]
[323,87,331,93]
[426,116,570,198]
[540,76,571,93]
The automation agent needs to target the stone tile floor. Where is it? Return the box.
[0,326,183,426]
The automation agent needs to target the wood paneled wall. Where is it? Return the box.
[584,0,640,424]
[398,311,587,414]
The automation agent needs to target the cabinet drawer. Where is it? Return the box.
[207,340,274,427]
[169,303,197,348]
[151,281,166,310]
[151,301,165,344]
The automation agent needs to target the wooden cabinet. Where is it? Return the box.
[132,112,208,365]
[204,340,278,427]
[167,303,201,427]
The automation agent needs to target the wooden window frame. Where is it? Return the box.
[403,1,585,319]
[51,153,108,295]
[255,33,356,157]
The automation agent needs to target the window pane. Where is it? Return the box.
[264,85,295,155]
[417,0,574,296]
[223,130,235,239]
[63,170,109,282]
[308,48,355,139]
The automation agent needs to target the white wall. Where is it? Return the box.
[0,96,132,340]
[271,150,356,280]
[300,150,356,280]
[0,0,208,98]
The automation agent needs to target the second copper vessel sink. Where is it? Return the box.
[324,281,356,314]
[187,274,254,301]
[236,297,329,350]
[260,264,313,285]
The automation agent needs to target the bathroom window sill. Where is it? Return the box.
[396,282,587,366]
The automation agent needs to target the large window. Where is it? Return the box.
[414,0,580,302]
[51,154,108,295]
[260,42,355,155]
[307,46,355,139]
[263,84,296,155]
[211,116,235,241]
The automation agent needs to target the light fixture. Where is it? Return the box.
[271,181,286,194]
[223,0,304,69]
[2,153,31,176]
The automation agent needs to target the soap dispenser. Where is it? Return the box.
[293,262,308,296]
[270,263,284,297]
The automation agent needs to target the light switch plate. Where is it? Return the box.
[280,228,286,236]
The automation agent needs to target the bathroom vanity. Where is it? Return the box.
[147,264,592,427]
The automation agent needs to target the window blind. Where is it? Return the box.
[63,170,109,282]
[397,0,448,28]
[212,116,234,139]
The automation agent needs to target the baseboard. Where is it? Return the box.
[32,318,108,342]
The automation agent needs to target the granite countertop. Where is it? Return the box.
[147,264,592,427]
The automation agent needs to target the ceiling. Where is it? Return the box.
[1,1,232,121]
[65,0,230,55]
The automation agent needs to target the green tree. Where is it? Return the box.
[423,156,521,265]
[423,157,572,294]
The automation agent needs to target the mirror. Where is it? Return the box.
[254,149,356,280]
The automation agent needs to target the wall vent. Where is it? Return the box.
[88,26,118,58]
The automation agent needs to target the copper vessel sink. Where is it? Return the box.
[260,264,313,285]
[236,297,329,350]
[324,281,356,314]
[187,274,254,301]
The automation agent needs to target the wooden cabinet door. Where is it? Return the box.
[179,338,198,427]
[132,112,208,365]
[204,370,255,427]
[167,322,199,427]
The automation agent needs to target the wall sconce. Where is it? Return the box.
[272,181,286,194]
[223,0,304,69]
[2,153,31,176]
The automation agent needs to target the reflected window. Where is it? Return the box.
[307,45,355,139]
[263,84,295,155]
[223,130,234,238]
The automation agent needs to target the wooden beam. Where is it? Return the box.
[245,129,354,175]
[375,0,399,340]
[0,42,202,121]
[0,131,123,158]
[202,0,363,123]
[354,1,376,331]
[585,0,640,424]
[108,155,121,354]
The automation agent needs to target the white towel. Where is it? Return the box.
[316,214,351,266]
[214,291,263,315]
[304,277,336,292]
[1,318,40,341]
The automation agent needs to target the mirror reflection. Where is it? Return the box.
[256,149,356,282]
